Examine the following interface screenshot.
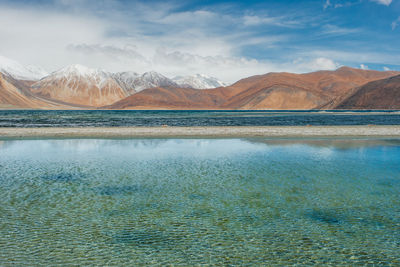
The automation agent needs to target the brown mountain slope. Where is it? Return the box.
[107,67,399,110]
[32,76,126,107]
[334,75,400,110]
[2,66,399,110]
[222,67,400,109]
[107,86,229,109]
[31,65,128,107]
[0,72,70,109]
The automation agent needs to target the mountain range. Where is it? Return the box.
[1,55,399,110]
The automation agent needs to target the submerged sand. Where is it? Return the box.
[0,126,400,138]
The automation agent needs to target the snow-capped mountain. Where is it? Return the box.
[112,71,181,93]
[31,64,127,107]
[130,71,179,92]
[47,64,113,86]
[0,55,48,80]
[0,55,227,90]
[0,55,229,107]
[112,71,227,92]
[111,71,140,93]
[173,74,227,89]
[32,64,216,107]
[2,56,400,110]
[30,65,183,107]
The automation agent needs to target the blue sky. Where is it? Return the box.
[0,0,399,82]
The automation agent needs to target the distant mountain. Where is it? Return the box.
[107,86,228,110]
[1,54,400,110]
[172,74,227,89]
[108,67,400,110]
[111,71,140,93]
[31,64,127,107]
[113,72,225,92]
[0,56,229,108]
[0,55,48,81]
[30,66,193,107]
[130,71,179,92]
[334,74,400,109]
[28,62,229,107]
[113,71,179,94]
[0,72,69,109]
[221,67,400,110]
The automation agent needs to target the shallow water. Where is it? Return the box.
[1,110,400,127]
[0,138,399,265]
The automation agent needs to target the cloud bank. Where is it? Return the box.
[371,0,392,6]
[0,0,398,83]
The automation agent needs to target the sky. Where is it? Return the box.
[0,0,399,83]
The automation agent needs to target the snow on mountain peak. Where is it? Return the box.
[0,55,48,80]
[173,74,227,89]
[142,71,164,77]
[54,64,109,78]
[131,71,178,92]
[113,71,140,80]
[112,71,140,93]
[0,54,228,94]
[64,64,93,74]
[36,64,117,91]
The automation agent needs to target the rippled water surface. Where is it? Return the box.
[1,110,400,127]
[0,139,400,265]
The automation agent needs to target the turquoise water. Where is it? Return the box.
[0,139,400,265]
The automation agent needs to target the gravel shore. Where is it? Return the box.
[1,126,400,139]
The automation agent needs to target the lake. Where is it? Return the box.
[0,138,399,265]
[1,110,400,127]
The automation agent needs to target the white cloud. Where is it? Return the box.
[313,57,341,70]
[158,10,218,25]
[0,0,395,84]
[293,57,340,71]
[66,44,146,61]
[360,64,369,70]
[243,15,279,26]
[0,3,237,78]
[302,49,400,66]
[0,5,107,71]
[324,0,331,10]
[392,17,400,30]
[370,0,392,5]
[0,1,310,83]
[242,15,301,28]
[321,24,359,35]
[152,49,279,82]
[325,0,392,8]
[324,0,359,9]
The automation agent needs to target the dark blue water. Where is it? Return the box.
[1,110,400,127]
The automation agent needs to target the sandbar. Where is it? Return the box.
[0,126,400,139]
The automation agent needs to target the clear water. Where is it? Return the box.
[1,110,400,127]
[0,138,399,265]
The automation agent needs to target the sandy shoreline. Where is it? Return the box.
[0,126,400,139]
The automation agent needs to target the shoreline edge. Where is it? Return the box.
[1,126,400,139]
